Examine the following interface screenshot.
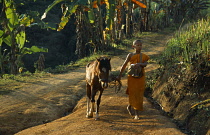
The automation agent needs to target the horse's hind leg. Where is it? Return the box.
[86,84,92,118]
[95,90,103,120]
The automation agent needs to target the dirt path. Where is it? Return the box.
[0,68,87,135]
[1,31,186,135]
[16,91,185,135]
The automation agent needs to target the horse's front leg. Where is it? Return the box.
[86,83,92,118]
[95,89,104,120]
[89,88,97,118]
[87,87,97,118]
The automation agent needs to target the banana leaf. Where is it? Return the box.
[88,9,95,24]
[57,4,78,31]
[3,35,12,46]
[0,30,3,46]
[4,0,19,31]
[41,0,66,20]
[19,15,33,27]
[21,46,48,55]
[16,31,25,49]
[106,0,116,30]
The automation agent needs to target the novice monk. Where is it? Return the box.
[117,39,150,120]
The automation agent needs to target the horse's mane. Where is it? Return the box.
[97,57,111,71]
[86,57,111,74]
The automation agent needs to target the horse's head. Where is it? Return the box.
[97,57,111,89]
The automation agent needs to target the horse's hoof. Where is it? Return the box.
[95,117,100,120]
[134,116,140,120]
[86,115,93,118]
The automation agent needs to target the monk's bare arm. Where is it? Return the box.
[118,53,132,79]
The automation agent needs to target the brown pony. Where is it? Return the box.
[86,57,111,120]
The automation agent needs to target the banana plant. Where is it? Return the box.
[0,30,9,74]
[0,0,48,74]
[41,0,113,58]
[41,0,148,58]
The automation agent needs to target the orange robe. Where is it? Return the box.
[126,53,150,111]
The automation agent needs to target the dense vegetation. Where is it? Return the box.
[145,18,209,135]
[0,0,209,75]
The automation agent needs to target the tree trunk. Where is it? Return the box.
[126,0,132,38]
[117,1,125,41]
[75,11,84,59]
[146,0,151,31]
[10,32,18,74]
[0,48,5,75]
[2,2,18,74]
[95,6,104,50]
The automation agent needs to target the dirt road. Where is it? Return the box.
[16,89,185,135]
[1,31,186,135]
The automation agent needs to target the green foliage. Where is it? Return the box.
[161,17,210,67]
[42,0,117,31]
[41,0,85,31]
[0,0,48,74]
[88,9,95,24]
[0,71,51,95]
[148,1,166,30]
[2,74,16,80]
[41,0,65,20]
[44,65,72,74]
[74,54,102,66]
[1,71,46,80]
[43,53,103,73]
[106,0,116,30]
[21,46,48,54]
[4,0,19,31]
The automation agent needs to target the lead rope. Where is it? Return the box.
[109,77,122,93]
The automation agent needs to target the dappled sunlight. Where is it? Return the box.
[145,64,160,73]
